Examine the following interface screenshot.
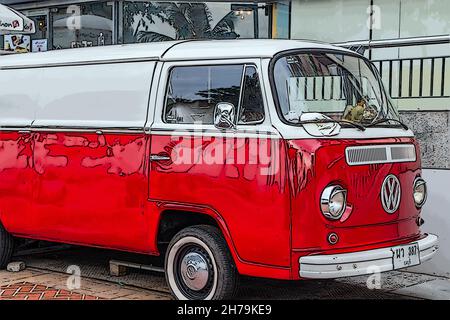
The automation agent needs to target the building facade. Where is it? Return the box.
[1,0,449,277]
[0,0,290,52]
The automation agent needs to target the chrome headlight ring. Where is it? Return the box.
[413,177,427,208]
[320,185,348,220]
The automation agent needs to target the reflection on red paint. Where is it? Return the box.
[81,137,146,175]
[34,134,68,174]
[0,138,29,172]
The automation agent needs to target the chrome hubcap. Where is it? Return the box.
[180,252,210,291]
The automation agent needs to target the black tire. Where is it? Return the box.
[165,225,238,300]
[0,223,14,269]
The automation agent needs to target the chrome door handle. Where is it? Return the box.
[150,154,171,162]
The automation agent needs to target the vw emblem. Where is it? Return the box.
[381,174,401,214]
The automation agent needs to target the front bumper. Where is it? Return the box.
[299,234,439,279]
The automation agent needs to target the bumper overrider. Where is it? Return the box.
[299,234,439,279]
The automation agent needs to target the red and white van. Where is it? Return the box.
[0,40,439,300]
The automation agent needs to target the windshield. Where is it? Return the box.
[272,51,400,126]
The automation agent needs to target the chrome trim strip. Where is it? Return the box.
[0,127,32,132]
[149,127,280,139]
[0,126,144,134]
[0,126,281,138]
[0,57,159,70]
[150,154,171,162]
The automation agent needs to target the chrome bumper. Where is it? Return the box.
[299,234,439,279]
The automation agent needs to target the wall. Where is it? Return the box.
[410,169,450,277]
[402,112,450,277]
[290,0,370,42]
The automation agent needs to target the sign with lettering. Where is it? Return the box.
[32,39,47,52]
[4,34,30,53]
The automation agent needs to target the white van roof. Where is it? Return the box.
[0,39,353,69]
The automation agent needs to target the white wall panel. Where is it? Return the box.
[291,0,371,43]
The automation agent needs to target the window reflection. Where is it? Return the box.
[239,66,265,124]
[51,3,113,49]
[274,53,399,125]
[165,65,244,124]
[122,1,270,44]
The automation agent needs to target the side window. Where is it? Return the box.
[164,65,243,124]
[238,66,265,124]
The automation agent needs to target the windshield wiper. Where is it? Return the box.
[297,119,366,131]
[366,118,409,130]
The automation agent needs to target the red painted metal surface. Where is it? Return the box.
[287,137,422,279]
[0,132,153,253]
[0,130,424,280]
[0,132,34,235]
[149,134,292,268]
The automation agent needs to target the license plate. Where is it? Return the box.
[392,243,420,269]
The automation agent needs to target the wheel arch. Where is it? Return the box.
[154,204,240,266]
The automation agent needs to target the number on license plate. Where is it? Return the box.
[392,243,420,270]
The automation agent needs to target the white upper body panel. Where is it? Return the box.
[0,39,406,139]
[32,62,156,129]
[0,39,351,69]
[161,39,349,61]
[0,39,352,131]
[0,41,176,69]
[0,61,156,129]
[0,68,37,127]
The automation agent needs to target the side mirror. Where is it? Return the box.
[214,102,236,130]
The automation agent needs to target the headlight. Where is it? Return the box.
[413,177,427,208]
[321,185,347,220]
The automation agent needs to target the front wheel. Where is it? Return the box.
[165,225,238,300]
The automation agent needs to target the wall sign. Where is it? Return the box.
[32,38,47,52]
[4,34,30,53]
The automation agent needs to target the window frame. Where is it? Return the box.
[161,62,265,126]
[237,65,266,125]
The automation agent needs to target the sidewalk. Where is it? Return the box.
[0,268,170,300]
[0,246,448,300]
[338,270,450,300]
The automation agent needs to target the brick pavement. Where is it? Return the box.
[0,281,101,300]
[0,268,171,300]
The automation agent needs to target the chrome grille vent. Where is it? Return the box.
[346,144,416,166]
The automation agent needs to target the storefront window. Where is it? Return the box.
[51,2,113,49]
[28,13,49,52]
[1,12,47,53]
[122,1,271,44]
